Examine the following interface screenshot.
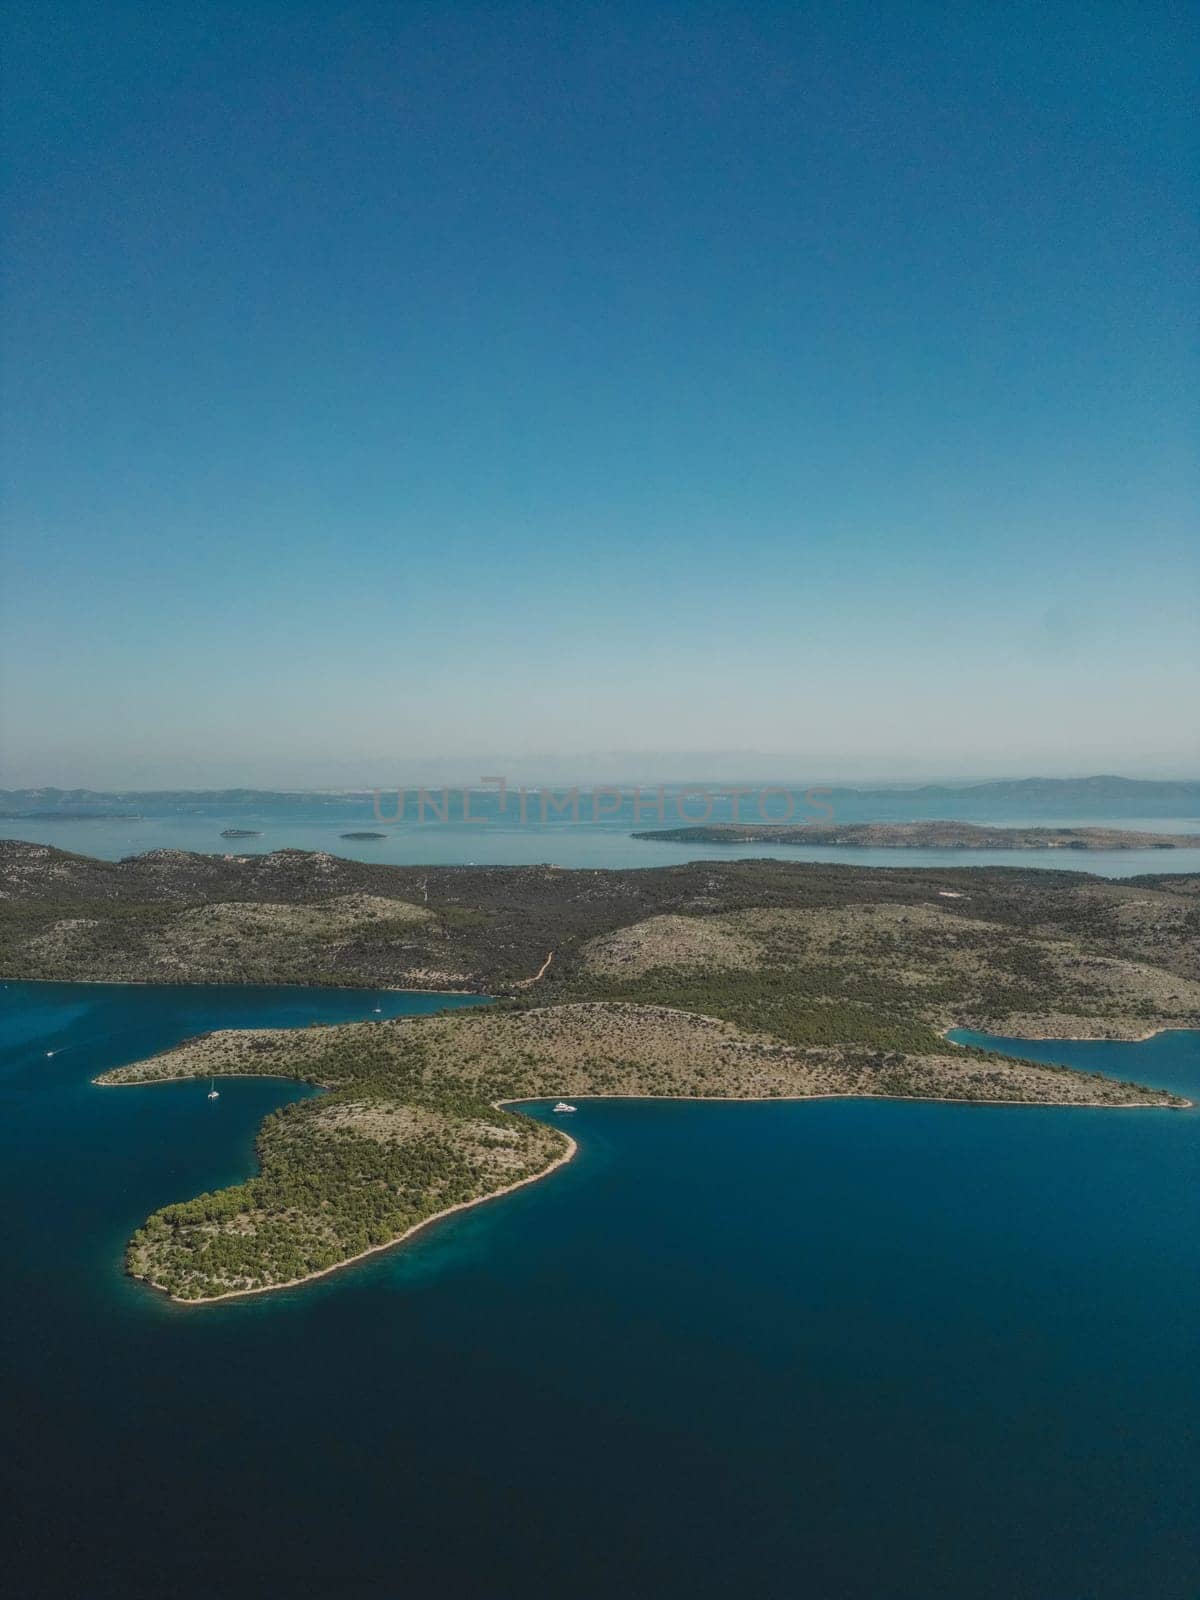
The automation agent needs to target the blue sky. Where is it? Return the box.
[2,1,1196,786]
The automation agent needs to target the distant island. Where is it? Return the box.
[219,828,262,839]
[633,821,1200,850]
[2,838,1194,1300]
[340,831,388,839]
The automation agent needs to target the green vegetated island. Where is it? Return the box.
[2,839,1197,1301]
[633,821,1200,849]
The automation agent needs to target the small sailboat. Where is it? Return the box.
[207,1078,220,1100]
[553,1102,576,1114]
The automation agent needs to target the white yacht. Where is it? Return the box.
[207,1079,220,1100]
[553,1102,576,1114]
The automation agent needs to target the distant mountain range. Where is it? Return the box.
[0,787,351,814]
[2,776,1198,815]
[822,776,1200,807]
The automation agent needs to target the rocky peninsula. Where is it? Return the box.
[3,840,1195,1299]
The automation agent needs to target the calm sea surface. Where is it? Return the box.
[3,790,1199,875]
[2,984,1197,1597]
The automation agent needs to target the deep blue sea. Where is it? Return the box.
[2,983,1196,1598]
[3,787,1200,875]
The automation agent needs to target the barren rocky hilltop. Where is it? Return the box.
[4,839,1196,1299]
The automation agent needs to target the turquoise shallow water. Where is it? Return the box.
[2,985,1197,1598]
